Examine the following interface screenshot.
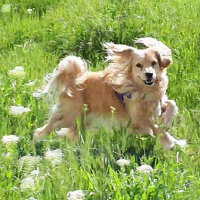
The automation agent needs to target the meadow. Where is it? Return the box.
[0,0,200,199]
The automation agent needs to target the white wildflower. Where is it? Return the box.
[1,4,11,13]
[32,73,54,99]
[30,168,40,177]
[27,8,33,14]
[45,149,63,165]
[9,105,30,115]
[6,152,11,157]
[39,174,47,181]
[25,80,36,86]
[23,39,33,48]
[8,66,25,79]
[176,190,184,193]
[32,83,48,99]
[19,155,40,169]
[32,90,44,99]
[20,177,35,191]
[2,135,19,144]
[67,190,85,200]
[136,164,154,174]
[116,159,130,167]
[1,152,12,158]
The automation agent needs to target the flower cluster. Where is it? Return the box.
[8,66,25,79]
[19,155,41,173]
[45,149,63,166]
[27,8,33,14]
[116,159,130,167]
[9,105,30,115]
[20,177,35,191]
[32,73,53,99]
[20,168,40,191]
[1,4,11,13]
[136,164,154,174]
[67,190,85,200]
[25,80,36,87]
[2,135,19,144]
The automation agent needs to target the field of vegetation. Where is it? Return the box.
[0,0,199,199]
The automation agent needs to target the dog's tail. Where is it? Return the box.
[45,56,87,97]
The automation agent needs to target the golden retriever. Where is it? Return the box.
[34,37,185,149]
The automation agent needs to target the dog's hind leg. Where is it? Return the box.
[34,92,84,141]
[34,104,67,141]
[34,102,81,141]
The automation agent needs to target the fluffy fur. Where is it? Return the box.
[34,37,183,149]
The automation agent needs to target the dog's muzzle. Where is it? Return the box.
[144,72,154,85]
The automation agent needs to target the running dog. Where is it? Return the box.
[34,37,185,149]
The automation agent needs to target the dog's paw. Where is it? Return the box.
[33,127,45,142]
[160,132,176,150]
[55,128,77,141]
[160,132,187,150]
[174,139,187,148]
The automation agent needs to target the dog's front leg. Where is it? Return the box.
[131,121,176,149]
[152,125,176,149]
[161,99,178,128]
[152,125,186,150]
[128,102,155,137]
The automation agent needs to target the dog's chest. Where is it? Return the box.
[124,93,161,118]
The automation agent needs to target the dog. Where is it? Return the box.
[34,37,185,149]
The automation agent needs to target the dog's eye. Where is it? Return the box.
[136,63,143,68]
[152,61,157,66]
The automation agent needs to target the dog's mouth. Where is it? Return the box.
[138,76,154,86]
[143,79,154,85]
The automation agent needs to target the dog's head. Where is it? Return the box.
[104,38,172,93]
[130,47,171,86]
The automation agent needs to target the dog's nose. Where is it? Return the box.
[145,72,153,79]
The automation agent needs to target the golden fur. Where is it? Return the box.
[34,37,182,149]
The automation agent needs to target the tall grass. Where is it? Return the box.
[0,0,199,199]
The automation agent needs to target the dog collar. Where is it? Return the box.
[119,92,132,106]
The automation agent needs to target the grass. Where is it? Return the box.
[0,0,200,199]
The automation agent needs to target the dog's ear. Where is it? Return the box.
[155,51,172,69]
[135,37,173,69]
[103,43,135,64]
